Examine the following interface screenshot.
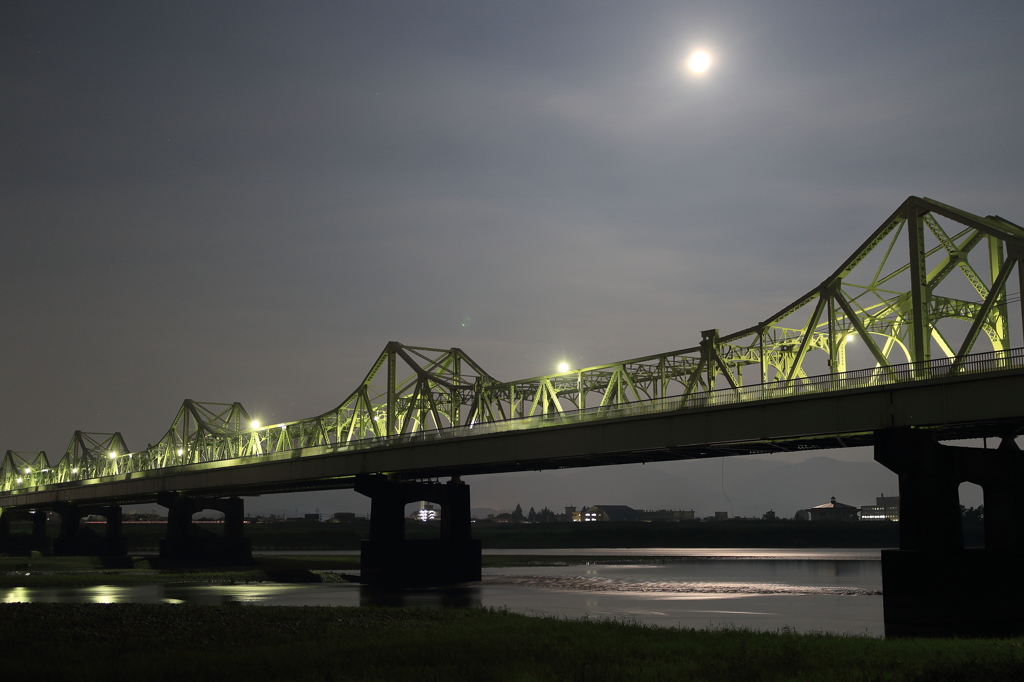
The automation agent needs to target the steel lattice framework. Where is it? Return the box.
[3,196,1023,493]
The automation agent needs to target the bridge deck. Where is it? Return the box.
[3,363,1023,510]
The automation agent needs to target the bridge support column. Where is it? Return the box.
[158,493,253,566]
[0,508,51,555]
[875,427,1024,637]
[53,503,127,557]
[355,475,481,586]
[31,510,47,543]
[0,509,20,554]
[53,503,82,555]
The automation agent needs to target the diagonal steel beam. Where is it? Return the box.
[952,257,1019,370]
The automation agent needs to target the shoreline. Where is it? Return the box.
[1,518,923,553]
[0,550,884,589]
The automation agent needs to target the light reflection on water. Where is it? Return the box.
[482,548,883,560]
[0,550,885,636]
[259,548,883,560]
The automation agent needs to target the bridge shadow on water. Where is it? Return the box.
[358,584,482,610]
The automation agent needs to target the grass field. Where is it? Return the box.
[2,603,1021,681]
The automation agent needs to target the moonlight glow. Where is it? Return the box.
[687,51,711,73]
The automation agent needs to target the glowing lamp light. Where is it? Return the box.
[108,452,117,459]
[72,468,78,474]
[846,333,856,342]
[250,420,260,429]
[557,362,570,373]
[177,448,183,456]
[16,477,22,483]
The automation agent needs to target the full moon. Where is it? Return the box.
[688,51,711,73]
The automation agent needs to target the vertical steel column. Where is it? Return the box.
[906,201,930,370]
[827,289,837,374]
[758,327,767,384]
[701,329,718,391]
[988,236,1010,350]
[386,344,397,437]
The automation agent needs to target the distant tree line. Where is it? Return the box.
[961,504,984,523]
[490,504,562,523]
[527,506,559,523]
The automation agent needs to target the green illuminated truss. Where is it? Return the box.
[472,197,1024,418]
[1,451,51,490]
[5,196,1024,492]
[54,431,132,479]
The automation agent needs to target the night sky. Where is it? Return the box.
[3,2,1022,518]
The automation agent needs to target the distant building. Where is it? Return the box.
[411,501,438,522]
[331,512,356,523]
[637,509,695,522]
[860,495,900,521]
[797,496,858,522]
[303,513,321,522]
[575,505,640,522]
[714,511,729,521]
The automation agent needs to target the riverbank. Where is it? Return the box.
[7,518,927,551]
[2,603,1020,681]
[0,554,356,588]
[0,553,695,588]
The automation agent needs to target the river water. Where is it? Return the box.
[1,549,885,636]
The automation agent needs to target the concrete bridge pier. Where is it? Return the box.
[0,509,51,555]
[52,503,126,556]
[157,492,253,566]
[355,474,481,586]
[31,510,47,544]
[875,427,1024,637]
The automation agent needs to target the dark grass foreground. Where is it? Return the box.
[3,603,1023,681]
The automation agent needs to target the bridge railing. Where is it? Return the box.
[315,346,1024,454]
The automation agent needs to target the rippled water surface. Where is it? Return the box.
[1,549,885,636]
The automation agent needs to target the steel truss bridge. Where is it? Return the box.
[4,195,1024,509]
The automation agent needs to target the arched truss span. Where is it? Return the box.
[6,197,1023,491]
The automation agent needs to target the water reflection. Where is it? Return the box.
[359,585,482,610]
[0,550,885,635]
